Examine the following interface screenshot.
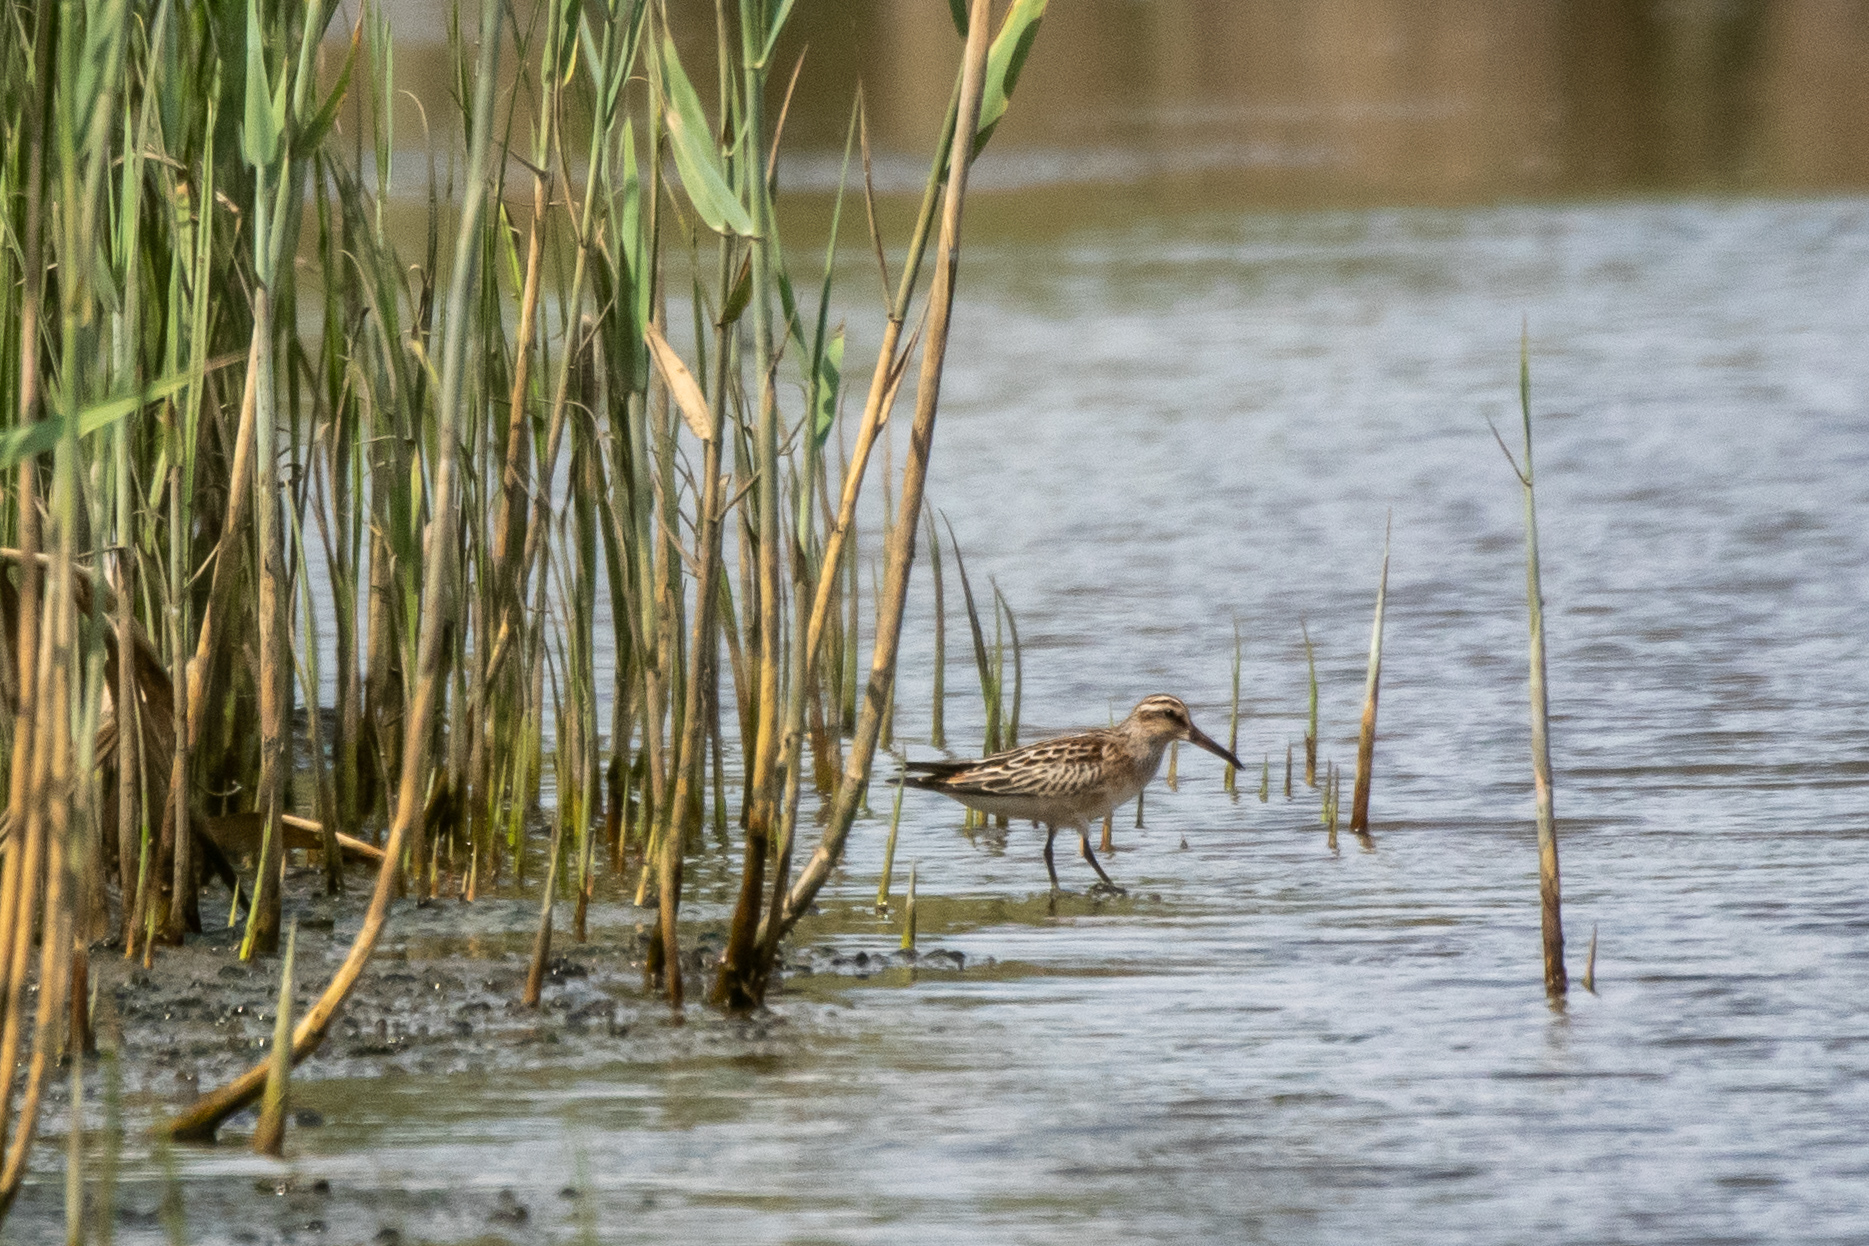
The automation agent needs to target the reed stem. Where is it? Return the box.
[1499,328,1566,997]
[1350,516,1390,835]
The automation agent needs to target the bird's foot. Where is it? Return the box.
[1087,881,1128,898]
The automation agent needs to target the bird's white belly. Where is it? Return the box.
[947,774,1148,828]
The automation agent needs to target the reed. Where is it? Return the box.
[767,0,1045,982]
[994,582,1022,750]
[1223,618,1242,795]
[926,502,947,748]
[253,922,296,1156]
[1493,327,1566,997]
[946,517,1000,758]
[877,783,904,912]
[1301,621,1318,787]
[901,862,918,952]
[1349,517,1390,835]
[0,0,1049,1197]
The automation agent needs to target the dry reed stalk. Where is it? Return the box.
[250,282,287,958]
[523,806,563,1009]
[0,10,51,1158]
[63,1045,81,1245]
[654,303,730,1005]
[739,0,787,913]
[901,863,918,952]
[790,102,952,724]
[766,0,1002,974]
[1,6,77,1210]
[164,0,504,1140]
[1350,517,1391,835]
[253,923,296,1155]
[1493,328,1566,997]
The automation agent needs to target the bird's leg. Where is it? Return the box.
[1079,825,1124,893]
[1043,825,1060,892]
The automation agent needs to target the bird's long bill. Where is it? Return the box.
[1187,723,1246,772]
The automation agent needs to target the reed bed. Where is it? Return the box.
[0,0,1049,1198]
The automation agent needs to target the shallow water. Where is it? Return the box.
[17,193,1869,1242]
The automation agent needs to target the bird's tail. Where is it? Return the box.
[898,757,973,790]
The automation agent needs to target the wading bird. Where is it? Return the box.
[902,694,1244,892]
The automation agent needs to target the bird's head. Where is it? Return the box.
[1125,694,1246,770]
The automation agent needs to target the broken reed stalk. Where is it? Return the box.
[64,1048,81,1244]
[1349,516,1390,835]
[253,923,296,1156]
[877,783,904,911]
[523,804,563,1010]
[901,863,918,951]
[1495,327,1566,997]
[1301,621,1319,787]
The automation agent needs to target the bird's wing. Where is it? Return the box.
[901,758,976,776]
[912,734,1116,800]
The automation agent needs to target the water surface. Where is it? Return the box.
[15,190,1869,1245]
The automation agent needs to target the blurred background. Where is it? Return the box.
[368,1,1869,218]
[701,1,1869,208]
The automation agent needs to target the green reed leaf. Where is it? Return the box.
[659,34,755,237]
[297,15,361,152]
[811,328,843,448]
[241,0,280,169]
[975,0,1047,155]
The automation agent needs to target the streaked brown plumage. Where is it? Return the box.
[902,694,1245,891]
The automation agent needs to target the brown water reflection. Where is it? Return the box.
[369,0,1869,205]
[781,0,1869,202]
